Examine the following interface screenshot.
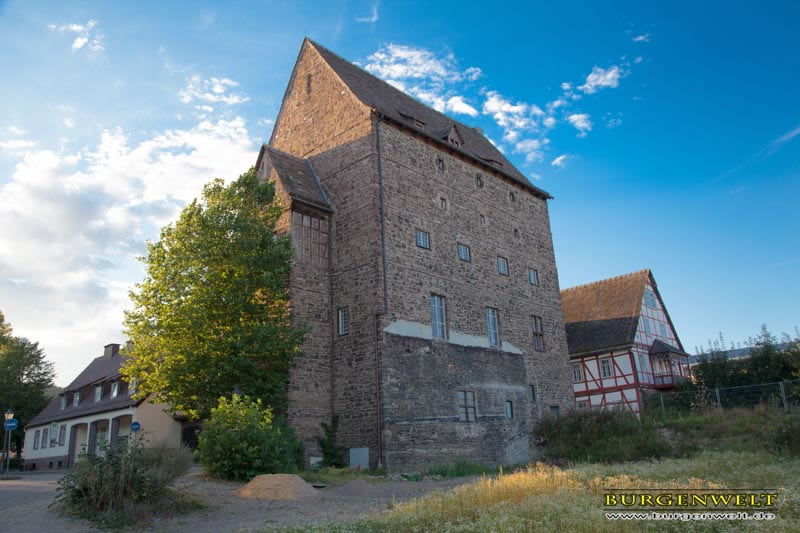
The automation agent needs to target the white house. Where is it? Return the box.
[23,343,182,470]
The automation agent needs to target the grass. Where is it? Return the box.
[299,466,386,487]
[424,457,501,479]
[272,451,800,532]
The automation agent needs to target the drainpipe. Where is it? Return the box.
[375,112,390,468]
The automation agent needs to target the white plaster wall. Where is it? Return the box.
[24,407,134,460]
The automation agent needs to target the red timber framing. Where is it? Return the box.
[572,351,642,414]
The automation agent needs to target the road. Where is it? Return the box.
[0,472,96,532]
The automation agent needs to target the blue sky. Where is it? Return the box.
[1,1,798,384]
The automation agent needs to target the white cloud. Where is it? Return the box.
[445,96,478,117]
[7,126,26,136]
[49,19,104,52]
[634,56,644,64]
[578,66,622,94]
[560,82,572,90]
[633,34,650,42]
[0,116,258,383]
[543,116,556,128]
[0,139,37,152]
[355,3,379,23]
[464,67,483,81]
[513,138,549,163]
[482,91,536,133]
[551,154,568,168]
[64,117,75,128]
[363,44,478,83]
[529,172,542,181]
[179,75,250,105]
[607,117,622,128]
[257,118,274,127]
[567,113,592,137]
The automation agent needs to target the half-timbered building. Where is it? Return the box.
[560,269,690,414]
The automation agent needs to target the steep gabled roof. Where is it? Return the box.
[649,338,689,357]
[257,144,331,212]
[560,269,651,356]
[305,39,552,201]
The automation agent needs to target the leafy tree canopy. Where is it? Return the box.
[122,168,304,420]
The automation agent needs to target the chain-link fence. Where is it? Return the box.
[642,379,800,418]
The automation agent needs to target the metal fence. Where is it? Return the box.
[642,379,800,418]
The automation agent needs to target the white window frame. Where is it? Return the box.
[73,392,81,406]
[111,381,119,398]
[457,243,471,262]
[529,269,539,286]
[95,384,103,402]
[600,358,613,378]
[415,230,430,249]
[486,307,500,348]
[572,363,583,383]
[59,424,67,446]
[430,294,447,339]
[60,396,67,410]
[41,428,48,449]
[577,401,588,410]
[497,256,509,276]
[33,430,40,450]
[337,307,349,336]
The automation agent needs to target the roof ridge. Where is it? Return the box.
[561,268,650,293]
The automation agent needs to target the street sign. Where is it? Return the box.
[130,421,141,432]
[3,419,18,431]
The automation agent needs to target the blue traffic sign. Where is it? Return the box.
[4,419,18,431]
[130,421,141,432]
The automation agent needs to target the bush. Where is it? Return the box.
[53,438,195,528]
[315,415,346,468]
[534,409,670,463]
[196,394,302,480]
[425,457,497,478]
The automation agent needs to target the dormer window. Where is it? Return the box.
[111,381,119,398]
[414,119,424,129]
[95,384,103,402]
[443,125,463,147]
[60,396,67,410]
[73,392,81,406]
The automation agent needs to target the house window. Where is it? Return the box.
[509,192,516,202]
[572,363,583,383]
[440,197,447,209]
[33,430,40,450]
[486,307,500,347]
[529,269,539,286]
[644,290,657,308]
[60,396,67,410]
[337,307,349,336]
[643,318,652,334]
[505,400,514,419]
[111,381,119,398]
[458,390,477,422]
[430,294,447,339]
[577,401,588,410]
[59,425,67,446]
[95,384,103,402]
[41,428,49,449]
[457,243,471,262]
[532,316,545,351]
[130,378,137,395]
[73,392,81,406]
[415,230,430,249]
[480,214,486,225]
[435,157,445,172]
[414,118,424,128]
[550,405,560,418]
[600,358,613,378]
[514,229,520,238]
[659,321,669,338]
[529,384,537,404]
[475,174,484,188]
[291,212,329,266]
[497,256,509,276]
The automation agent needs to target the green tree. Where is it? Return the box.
[0,331,56,454]
[121,168,305,420]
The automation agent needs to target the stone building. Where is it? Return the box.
[256,38,574,471]
[561,269,690,414]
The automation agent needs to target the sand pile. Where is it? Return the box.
[236,474,320,500]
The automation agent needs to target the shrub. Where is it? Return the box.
[425,457,497,478]
[53,438,195,528]
[196,394,302,480]
[315,415,346,468]
[534,409,670,463]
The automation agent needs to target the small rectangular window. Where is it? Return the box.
[529,269,539,286]
[111,381,119,398]
[550,405,560,418]
[415,230,430,249]
[572,363,583,383]
[41,428,48,449]
[59,425,67,446]
[486,307,500,348]
[600,358,613,378]
[457,243,471,262]
[73,392,80,406]
[533,316,545,351]
[577,401,588,410]
[497,256,509,276]
[505,400,514,419]
[644,290,657,308]
[458,390,477,422]
[435,157,445,171]
[337,307,349,336]
[480,214,486,225]
[430,294,447,339]
[643,318,652,334]
[95,385,103,402]
[440,197,447,209]
[60,396,67,410]
[33,430,40,450]
[529,384,537,404]
[659,321,668,338]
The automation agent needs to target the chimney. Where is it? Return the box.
[104,343,120,358]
